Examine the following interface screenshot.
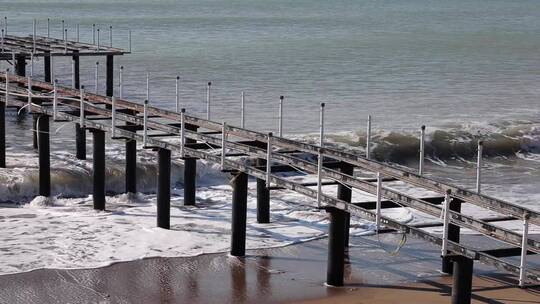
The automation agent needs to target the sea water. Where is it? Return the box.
[0,0,538,274]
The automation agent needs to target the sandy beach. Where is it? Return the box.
[0,233,538,303]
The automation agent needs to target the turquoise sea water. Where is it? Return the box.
[0,0,539,206]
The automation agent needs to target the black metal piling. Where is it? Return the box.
[106,55,114,97]
[15,54,25,77]
[256,158,270,223]
[230,171,248,257]
[38,115,50,197]
[72,51,80,89]
[44,51,51,83]
[337,161,354,247]
[442,199,462,274]
[451,255,473,304]
[92,129,105,210]
[157,148,171,229]
[0,95,5,168]
[326,207,347,286]
[75,123,86,160]
[33,115,38,149]
[183,124,198,206]
[125,139,137,193]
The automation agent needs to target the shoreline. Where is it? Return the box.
[1,234,538,303]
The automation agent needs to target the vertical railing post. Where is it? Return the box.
[0,70,6,168]
[221,121,227,170]
[476,140,483,194]
[109,25,113,47]
[146,72,150,102]
[206,81,211,120]
[266,132,272,187]
[419,125,426,175]
[180,108,186,158]
[94,61,99,94]
[52,79,58,121]
[96,28,100,50]
[61,20,65,39]
[317,102,325,208]
[32,19,36,54]
[366,115,371,159]
[175,76,180,113]
[240,91,245,128]
[76,24,79,42]
[119,66,124,99]
[376,172,382,231]
[47,18,50,38]
[441,189,452,257]
[92,24,96,44]
[111,97,116,138]
[143,99,148,147]
[519,213,530,287]
[128,30,132,52]
[64,29,67,53]
[278,95,283,137]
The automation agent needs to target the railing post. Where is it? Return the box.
[230,171,248,256]
[38,114,50,197]
[366,115,371,159]
[180,108,185,158]
[92,24,96,44]
[0,71,5,168]
[266,132,272,188]
[206,81,211,120]
[119,66,124,99]
[278,95,283,137]
[111,97,116,138]
[146,72,150,101]
[143,99,148,147]
[175,76,180,113]
[52,79,58,121]
[94,61,99,94]
[240,91,245,128]
[109,25,113,47]
[419,125,426,175]
[441,189,452,257]
[317,103,325,208]
[92,129,106,210]
[519,213,530,287]
[376,172,382,231]
[476,140,483,194]
[157,148,171,229]
[221,121,227,170]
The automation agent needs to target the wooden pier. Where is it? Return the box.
[1,33,539,303]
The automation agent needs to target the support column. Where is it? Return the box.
[451,255,473,304]
[338,162,354,247]
[0,96,5,168]
[106,55,114,97]
[125,139,137,193]
[15,54,25,77]
[230,171,248,257]
[72,51,80,89]
[38,115,50,197]
[326,207,347,286]
[256,158,270,223]
[184,157,197,206]
[44,51,51,83]
[92,129,105,210]
[442,199,462,274]
[75,123,86,160]
[157,148,171,229]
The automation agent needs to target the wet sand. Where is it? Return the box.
[0,234,538,303]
